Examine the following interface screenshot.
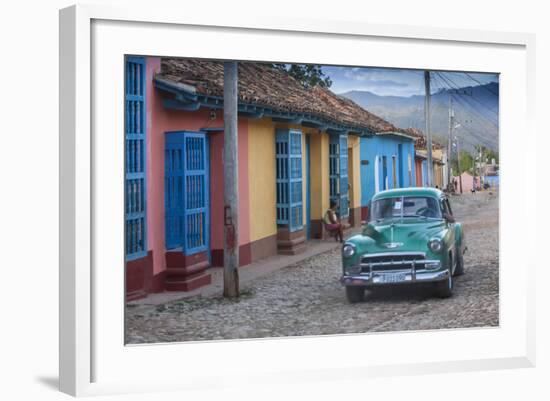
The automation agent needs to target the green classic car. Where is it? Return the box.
[341,187,466,303]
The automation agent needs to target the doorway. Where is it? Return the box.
[164,131,210,255]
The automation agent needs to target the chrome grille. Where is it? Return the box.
[360,252,426,273]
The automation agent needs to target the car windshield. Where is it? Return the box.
[370,196,442,222]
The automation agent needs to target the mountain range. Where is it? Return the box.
[340,82,499,153]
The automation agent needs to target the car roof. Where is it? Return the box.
[371,187,444,201]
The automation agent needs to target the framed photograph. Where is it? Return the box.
[59,4,535,397]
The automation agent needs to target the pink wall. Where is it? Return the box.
[210,133,224,250]
[145,57,250,274]
[209,121,250,250]
[453,172,480,193]
[146,57,164,275]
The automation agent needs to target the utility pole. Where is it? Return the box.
[473,144,479,192]
[447,95,454,191]
[455,136,463,194]
[478,145,483,190]
[424,71,433,187]
[223,61,239,298]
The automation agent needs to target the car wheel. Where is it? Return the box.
[435,267,453,298]
[346,286,365,303]
[454,247,465,276]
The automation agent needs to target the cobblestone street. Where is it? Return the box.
[126,191,499,344]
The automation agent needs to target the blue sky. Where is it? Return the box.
[323,66,499,97]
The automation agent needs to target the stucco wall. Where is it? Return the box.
[145,57,251,274]
[145,57,164,275]
[360,135,416,206]
[247,118,277,242]
[309,132,330,220]
[454,171,480,193]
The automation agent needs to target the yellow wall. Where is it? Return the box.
[248,120,337,239]
[310,132,330,220]
[434,163,444,188]
[247,118,277,242]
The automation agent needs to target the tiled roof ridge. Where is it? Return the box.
[158,58,399,134]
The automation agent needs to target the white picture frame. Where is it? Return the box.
[59,4,536,397]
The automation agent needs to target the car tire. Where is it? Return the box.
[454,247,465,276]
[346,286,365,303]
[435,267,453,298]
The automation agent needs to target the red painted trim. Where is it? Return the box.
[361,206,369,221]
[148,270,166,294]
[211,243,253,267]
[165,273,212,292]
[164,250,211,292]
[126,251,166,298]
[165,250,208,269]
[240,243,252,266]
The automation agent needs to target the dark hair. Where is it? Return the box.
[330,200,337,208]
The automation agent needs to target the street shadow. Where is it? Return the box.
[365,284,436,302]
[35,376,58,391]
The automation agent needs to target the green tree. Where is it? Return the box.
[485,148,499,164]
[458,151,474,173]
[273,63,333,88]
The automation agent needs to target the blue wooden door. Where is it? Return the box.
[329,134,349,218]
[339,135,349,218]
[165,132,209,254]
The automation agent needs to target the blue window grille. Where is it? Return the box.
[125,56,147,260]
[276,129,303,231]
[329,134,349,218]
[165,132,209,255]
[382,156,388,190]
[398,144,404,187]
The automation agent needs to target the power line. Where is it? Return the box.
[432,73,499,129]
[435,72,499,118]
[432,73,496,149]
[451,94,499,129]
[464,73,499,97]
[453,119,495,149]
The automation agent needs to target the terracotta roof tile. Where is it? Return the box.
[158,58,398,133]
[400,127,445,150]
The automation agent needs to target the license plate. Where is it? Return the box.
[379,272,407,283]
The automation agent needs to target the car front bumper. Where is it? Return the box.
[341,251,450,287]
[341,268,449,287]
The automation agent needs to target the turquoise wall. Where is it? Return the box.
[360,135,416,207]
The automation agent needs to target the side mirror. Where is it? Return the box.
[444,213,455,223]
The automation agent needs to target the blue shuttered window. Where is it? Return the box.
[339,135,349,218]
[329,134,349,218]
[125,56,147,260]
[276,129,303,231]
[165,138,184,250]
[165,132,209,255]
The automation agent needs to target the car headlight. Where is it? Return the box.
[428,238,443,253]
[342,243,356,258]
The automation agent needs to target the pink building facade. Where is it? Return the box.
[453,171,480,193]
[124,56,410,301]
[126,57,253,300]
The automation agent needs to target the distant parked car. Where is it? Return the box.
[340,187,466,303]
